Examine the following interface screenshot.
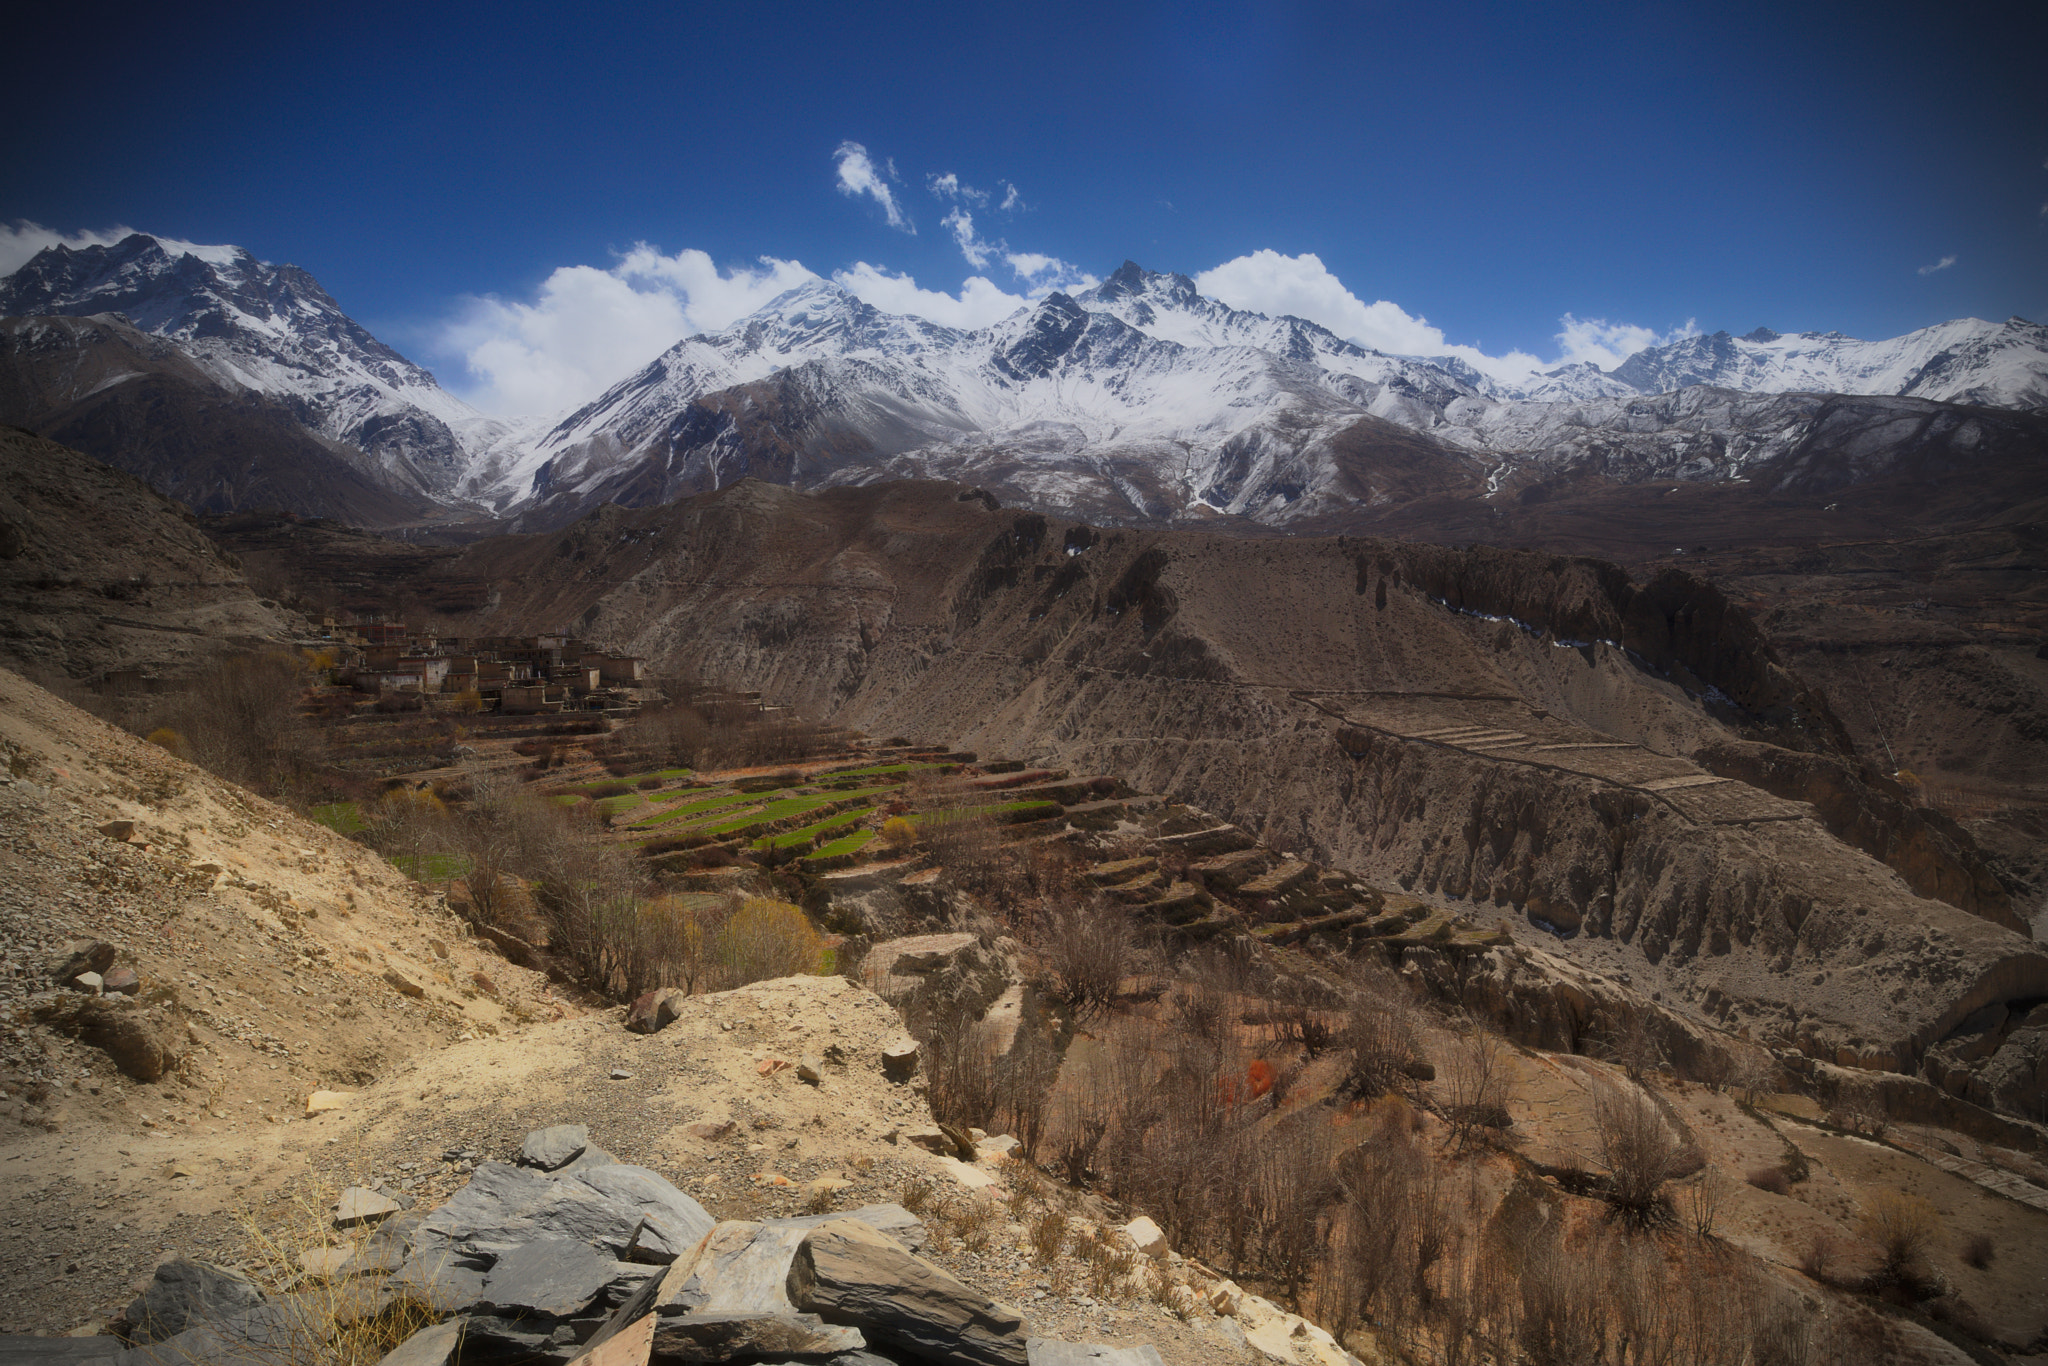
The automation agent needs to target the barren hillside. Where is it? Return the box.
[413,481,2046,1122]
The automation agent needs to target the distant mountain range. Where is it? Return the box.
[2,234,2043,531]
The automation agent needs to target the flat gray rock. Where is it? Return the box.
[788,1219,1026,1366]
[374,1317,464,1366]
[1027,1343,1167,1366]
[414,1162,714,1264]
[552,1145,620,1176]
[479,1236,618,1318]
[335,1187,404,1228]
[122,1258,265,1345]
[461,1315,588,1365]
[650,1311,865,1362]
[521,1124,591,1172]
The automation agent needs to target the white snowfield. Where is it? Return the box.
[2,237,2043,524]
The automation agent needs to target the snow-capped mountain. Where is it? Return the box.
[3,236,2044,533]
[493,268,1465,526]
[0,232,509,501]
[1611,318,2048,410]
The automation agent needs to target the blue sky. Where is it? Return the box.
[2,0,2042,415]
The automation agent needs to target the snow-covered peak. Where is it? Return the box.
[1613,316,2048,409]
[0,231,504,501]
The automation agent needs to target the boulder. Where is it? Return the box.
[298,1247,354,1278]
[901,1126,950,1155]
[72,972,103,995]
[626,989,685,1035]
[1120,1217,1166,1258]
[479,1235,619,1318]
[461,1314,588,1364]
[522,1124,592,1171]
[414,1161,714,1264]
[654,1220,808,1314]
[97,819,136,841]
[383,968,427,1000]
[786,1217,1027,1366]
[123,1257,265,1344]
[101,967,141,996]
[357,1211,423,1273]
[334,1187,403,1228]
[977,1135,1021,1161]
[50,941,115,986]
[881,1038,920,1080]
[936,1157,999,1194]
[306,1090,356,1117]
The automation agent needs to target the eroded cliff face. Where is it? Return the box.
[438,480,2045,1109]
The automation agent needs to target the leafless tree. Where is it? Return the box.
[1594,1087,1680,1229]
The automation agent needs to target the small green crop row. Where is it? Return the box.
[911,799,1060,827]
[753,805,878,851]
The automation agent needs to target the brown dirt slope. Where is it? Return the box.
[0,427,297,684]
[0,668,563,1325]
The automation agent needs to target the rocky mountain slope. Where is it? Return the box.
[400,480,2046,1118]
[0,233,508,505]
[0,428,298,684]
[0,316,443,527]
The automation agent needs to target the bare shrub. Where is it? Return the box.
[1266,976,1341,1058]
[1960,1231,1994,1269]
[1680,1165,1727,1238]
[1594,1087,1679,1229]
[1031,899,1136,1021]
[1799,1231,1839,1282]
[923,1008,1001,1131]
[140,651,320,796]
[1746,1164,1792,1196]
[1444,1027,1513,1151]
[1339,990,1417,1099]
[1859,1190,1940,1285]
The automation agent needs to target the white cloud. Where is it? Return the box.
[1552,314,1697,370]
[438,246,815,415]
[927,172,988,207]
[834,142,911,232]
[1917,255,1957,275]
[830,263,1035,330]
[1195,248,1698,381]
[1195,249,1541,381]
[942,208,996,269]
[998,182,1021,212]
[0,220,140,276]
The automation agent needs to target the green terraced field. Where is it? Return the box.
[753,805,877,851]
[595,792,645,815]
[912,799,1060,826]
[629,791,763,828]
[809,830,876,860]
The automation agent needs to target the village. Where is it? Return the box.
[310,617,652,717]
